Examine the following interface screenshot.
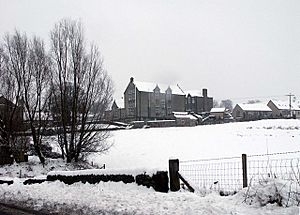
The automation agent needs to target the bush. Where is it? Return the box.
[0,179,13,185]
[47,170,169,192]
[47,174,135,185]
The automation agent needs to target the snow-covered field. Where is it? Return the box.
[0,119,300,214]
[92,119,300,170]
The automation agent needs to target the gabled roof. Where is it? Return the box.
[185,90,202,97]
[134,81,185,95]
[0,96,16,107]
[237,103,272,112]
[269,100,300,111]
[115,99,124,109]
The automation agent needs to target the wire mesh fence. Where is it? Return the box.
[179,151,300,193]
[180,156,242,193]
[247,153,300,186]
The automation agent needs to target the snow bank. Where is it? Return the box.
[242,179,300,207]
[48,168,161,177]
[0,179,298,215]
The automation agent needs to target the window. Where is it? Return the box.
[167,100,171,108]
[128,107,135,116]
[161,99,165,109]
[155,107,160,115]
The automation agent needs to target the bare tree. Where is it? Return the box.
[50,19,113,163]
[247,99,261,104]
[2,31,50,164]
[220,99,233,111]
[213,100,219,108]
[1,33,25,153]
[23,36,52,165]
[0,44,4,78]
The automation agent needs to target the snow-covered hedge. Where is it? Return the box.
[0,179,13,185]
[47,169,169,192]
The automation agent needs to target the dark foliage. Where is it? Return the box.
[0,180,13,185]
[47,171,169,192]
[23,179,47,185]
[47,174,135,185]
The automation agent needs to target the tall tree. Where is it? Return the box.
[1,33,25,153]
[2,31,50,164]
[50,19,113,162]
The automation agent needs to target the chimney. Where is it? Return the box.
[202,88,207,98]
[130,77,134,83]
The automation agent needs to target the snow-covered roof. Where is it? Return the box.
[269,100,300,111]
[210,107,226,113]
[185,90,202,97]
[134,81,185,95]
[237,103,272,112]
[173,112,197,120]
[147,120,176,123]
[172,112,189,115]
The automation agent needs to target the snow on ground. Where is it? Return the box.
[0,156,94,178]
[0,179,298,215]
[91,119,300,170]
[0,119,299,214]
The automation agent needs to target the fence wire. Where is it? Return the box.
[180,157,242,193]
[179,151,300,193]
[247,157,300,185]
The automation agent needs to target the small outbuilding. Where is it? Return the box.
[173,112,198,127]
[210,107,227,120]
[232,103,272,121]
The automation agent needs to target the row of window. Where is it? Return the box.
[187,97,195,104]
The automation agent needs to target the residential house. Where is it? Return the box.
[232,103,272,121]
[105,100,126,122]
[267,100,300,119]
[0,96,25,164]
[0,96,24,132]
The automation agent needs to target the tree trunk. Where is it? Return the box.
[30,123,45,165]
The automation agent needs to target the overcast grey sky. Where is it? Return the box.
[0,0,299,103]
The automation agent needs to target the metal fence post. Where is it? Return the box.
[169,159,180,191]
[242,154,247,188]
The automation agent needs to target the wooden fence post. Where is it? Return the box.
[169,159,180,191]
[242,154,248,188]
